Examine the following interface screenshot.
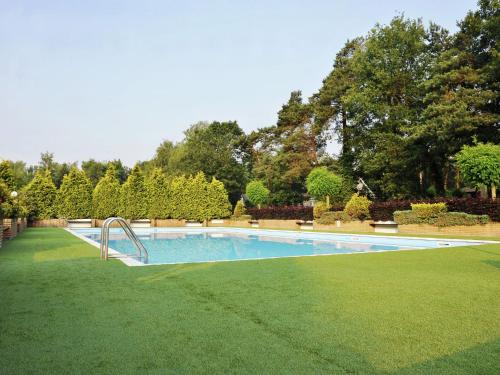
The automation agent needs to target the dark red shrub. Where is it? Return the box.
[247,206,313,221]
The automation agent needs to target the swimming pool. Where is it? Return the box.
[69,227,490,266]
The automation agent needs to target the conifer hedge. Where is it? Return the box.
[92,164,121,219]
[56,167,93,219]
[146,168,171,219]
[119,165,148,219]
[21,170,57,219]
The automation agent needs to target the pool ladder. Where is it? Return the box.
[100,217,149,262]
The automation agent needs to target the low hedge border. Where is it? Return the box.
[394,210,489,227]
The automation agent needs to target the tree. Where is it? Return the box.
[206,177,232,219]
[250,91,325,205]
[175,121,249,204]
[0,160,15,190]
[56,167,93,219]
[21,170,57,219]
[306,167,343,207]
[83,159,130,185]
[456,143,500,199]
[92,164,121,219]
[82,159,108,186]
[145,168,171,219]
[119,165,148,219]
[245,181,270,208]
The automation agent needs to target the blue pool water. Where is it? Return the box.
[71,228,488,266]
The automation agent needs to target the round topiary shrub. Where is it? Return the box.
[344,193,372,220]
[246,181,270,209]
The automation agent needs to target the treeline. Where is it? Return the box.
[1,1,499,205]
[0,164,231,221]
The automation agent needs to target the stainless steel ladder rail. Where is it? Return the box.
[100,217,149,262]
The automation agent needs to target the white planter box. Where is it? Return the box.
[67,219,92,228]
[185,221,203,227]
[210,219,224,225]
[371,221,399,233]
[130,219,151,228]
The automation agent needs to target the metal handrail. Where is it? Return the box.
[100,217,148,263]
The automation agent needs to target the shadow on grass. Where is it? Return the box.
[392,338,500,375]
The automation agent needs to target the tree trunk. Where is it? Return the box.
[492,184,497,200]
[326,195,330,208]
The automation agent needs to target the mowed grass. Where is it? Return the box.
[0,229,499,374]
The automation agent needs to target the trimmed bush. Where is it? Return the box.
[57,167,93,219]
[0,160,15,190]
[394,210,489,227]
[119,165,148,219]
[369,198,500,222]
[233,200,246,218]
[21,170,57,219]
[410,203,447,219]
[206,177,232,219]
[344,194,371,220]
[393,210,420,225]
[92,164,121,219]
[306,167,343,207]
[145,168,171,219]
[317,211,351,225]
[246,181,270,209]
[435,212,489,227]
[456,143,500,199]
[313,201,329,219]
[247,206,313,221]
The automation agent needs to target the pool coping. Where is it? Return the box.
[65,227,498,267]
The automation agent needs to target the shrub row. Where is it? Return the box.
[247,206,313,221]
[316,211,351,225]
[394,211,489,227]
[369,198,500,222]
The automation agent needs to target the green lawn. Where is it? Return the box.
[1,229,499,374]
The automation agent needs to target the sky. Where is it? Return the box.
[0,0,478,167]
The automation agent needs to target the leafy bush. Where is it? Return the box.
[410,203,447,219]
[233,200,246,218]
[21,170,57,219]
[145,168,171,219]
[92,164,121,219]
[119,165,148,219]
[344,194,372,220]
[246,181,270,208]
[317,211,351,225]
[306,167,343,206]
[434,212,489,227]
[313,201,329,219]
[247,206,313,221]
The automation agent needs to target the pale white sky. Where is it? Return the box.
[0,0,477,166]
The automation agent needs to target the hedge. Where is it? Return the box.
[394,210,489,227]
[370,198,500,222]
[92,165,121,219]
[317,211,351,225]
[247,206,313,221]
